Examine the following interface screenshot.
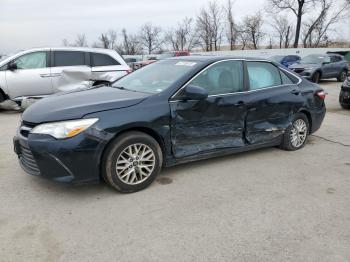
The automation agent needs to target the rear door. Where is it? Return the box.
[5,51,53,98]
[50,50,91,92]
[244,61,303,144]
[170,60,247,158]
[91,52,128,82]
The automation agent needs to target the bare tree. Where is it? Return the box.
[62,39,70,47]
[196,7,212,51]
[196,1,224,51]
[121,29,141,55]
[225,0,237,50]
[241,12,264,49]
[74,33,88,47]
[139,23,162,54]
[271,16,293,48]
[164,17,197,51]
[303,0,349,47]
[267,0,314,48]
[236,25,250,50]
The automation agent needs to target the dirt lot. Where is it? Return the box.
[0,80,349,262]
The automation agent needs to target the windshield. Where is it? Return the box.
[113,60,200,94]
[301,54,328,64]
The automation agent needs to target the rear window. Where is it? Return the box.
[92,53,120,67]
[54,51,85,67]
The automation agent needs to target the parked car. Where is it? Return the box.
[339,75,350,109]
[269,55,301,68]
[289,54,349,83]
[14,56,326,193]
[0,47,130,104]
[133,51,190,70]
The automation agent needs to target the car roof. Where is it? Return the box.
[169,55,273,63]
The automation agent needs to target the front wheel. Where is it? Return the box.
[312,72,321,83]
[280,113,309,151]
[102,131,163,193]
[337,70,347,82]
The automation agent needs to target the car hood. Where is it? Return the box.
[289,63,319,69]
[22,86,150,124]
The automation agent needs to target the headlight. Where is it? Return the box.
[31,118,98,139]
[304,67,314,71]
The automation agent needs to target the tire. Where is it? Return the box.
[0,89,5,103]
[101,131,163,193]
[280,113,310,151]
[337,70,347,82]
[312,72,321,83]
[340,104,350,109]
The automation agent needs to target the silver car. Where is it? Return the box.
[0,47,130,104]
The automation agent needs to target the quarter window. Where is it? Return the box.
[280,71,293,84]
[188,60,244,95]
[91,53,120,67]
[54,51,85,67]
[247,62,282,90]
[14,52,47,70]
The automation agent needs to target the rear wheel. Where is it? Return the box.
[280,113,309,151]
[312,72,321,83]
[102,131,163,193]
[337,70,347,82]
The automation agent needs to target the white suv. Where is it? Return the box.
[0,47,130,103]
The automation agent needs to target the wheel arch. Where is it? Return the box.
[298,109,312,134]
[99,126,167,177]
[0,87,8,102]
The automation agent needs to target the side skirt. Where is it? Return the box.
[165,138,282,167]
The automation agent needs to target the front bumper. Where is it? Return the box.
[13,124,109,185]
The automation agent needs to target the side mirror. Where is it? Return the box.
[8,61,18,71]
[183,85,208,100]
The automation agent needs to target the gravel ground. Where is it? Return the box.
[0,80,349,262]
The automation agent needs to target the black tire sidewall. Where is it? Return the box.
[312,72,320,83]
[282,113,310,151]
[338,71,347,82]
[102,132,163,193]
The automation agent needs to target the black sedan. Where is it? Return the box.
[14,56,326,193]
[339,75,350,109]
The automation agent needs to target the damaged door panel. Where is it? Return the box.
[244,61,304,144]
[170,60,246,158]
[170,95,247,158]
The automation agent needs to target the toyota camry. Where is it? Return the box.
[14,56,326,193]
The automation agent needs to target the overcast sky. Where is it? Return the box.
[0,0,266,54]
[0,0,348,55]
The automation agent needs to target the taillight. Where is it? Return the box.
[315,90,326,100]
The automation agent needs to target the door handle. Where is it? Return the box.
[234,101,245,106]
[40,74,51,78]
[291,89,300,95]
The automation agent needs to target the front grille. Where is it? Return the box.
[19,145,40,175]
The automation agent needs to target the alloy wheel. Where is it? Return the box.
[290,119,308,148]
[115,143,156,185]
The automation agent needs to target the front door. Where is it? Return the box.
[244,61,303,144]
[170,60,247,158]
[5,51,53,99]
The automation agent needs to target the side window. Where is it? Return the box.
[323,56,331,64]
[280,70,293,84]
[91,53,120,67]
[14,52,47,70]
[247,62,282,90]
[330,56,341,63]
[188,60,244,95]
[54,51,85,67]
